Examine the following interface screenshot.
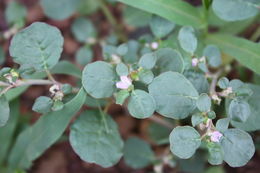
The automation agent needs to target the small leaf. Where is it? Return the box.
[218,77,229,89]
[115,90,129,105]
[4,1,26,27]
[10,22,64,72]
[197,93,211,112]
[127,90,156,119]
[170,126,201,159]
[71,17,96,43]
[138,52,157,70]
[221,129,255,167]
[184,70,209,94]
[116,63,129,76]
[149,72,198,119]
[124,137,155,169]
[52,100,64,111]
[40,0,80,20]
[138,69,154,85]
[203,45,222,68]
[216,118,230,132]
[228,99,251,122]
[0,95,10,127]
[69,110,123,168]
[178,26,197,54]
[116,43,128,56]
[212,0,259,21]
[82,61,117,99]
[191,113,205,127]
[155,48,184,73]
[149,15,175,38]
[76,46,93,66]
[207,143,223,165]
[32,96,53,114]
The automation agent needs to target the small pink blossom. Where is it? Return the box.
[209,131,223,143]
[150,42,159,50]
[116,76,132,89]
[191,58,199,67]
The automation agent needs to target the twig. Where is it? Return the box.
[207,69,223,96]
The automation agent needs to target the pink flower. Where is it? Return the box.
[209,131,223,143]
[191,58,199,67]
[116,76,132,89]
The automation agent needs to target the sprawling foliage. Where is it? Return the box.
[0,0,260,172]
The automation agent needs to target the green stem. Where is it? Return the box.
[98,0,127,42]
[250,27,260,42]
[97,102,109,133]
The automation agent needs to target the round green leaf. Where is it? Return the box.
[116,63,129,76]
[184,70,209,94]
[148,72,198,119]
[115,90,129,105]
[197,93,211,112]
[0,95,10,127]
[155,48,184,73]
[230,84,260,131]
[208,143,223,165]
[76,46,93,66]
[149,15,175,38]
[116,43,128,56]
[127,90,156,119]
[124,137,155,169]
[212,0,259,21]
[221,129,255,167]
[71,17,96,43]
[203,45,222,68]
[228,99,251,122]
[138,52,157,70]
[40,0,80,20]
[4,1,27,27]
[10,22,64,72]
[138,69,154,85]
[32,96,53,114]
[82,61,117,99]
[178,26,197,54]
[169,126,201,159]
[69,110,123,168]
[216,118,230,132]
[218,77,229,89]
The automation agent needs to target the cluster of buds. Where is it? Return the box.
[211,94,221,105]
[145,41,159,50]
[191,56,206,67]
[111,54,121,64]
[3,70,19,85]
[49,84,64,101]
[219,87,233,97]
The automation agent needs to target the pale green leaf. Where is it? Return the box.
[148,72,198,119]
[69,110,123,168]
[10,22,64,72]
[170,126,201,159]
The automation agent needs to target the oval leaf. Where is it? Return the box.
[148,72,198,119]
[169,126,201,159]
[221,129,255,167]
[82,61,117,99]
[10,22,64,72]
[127,90,156,119]
[69,110,123,168]
[0,95,10,127]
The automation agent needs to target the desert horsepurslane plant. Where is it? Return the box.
[0,0,260,172]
